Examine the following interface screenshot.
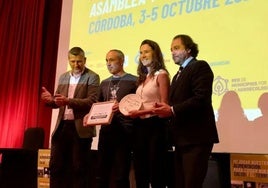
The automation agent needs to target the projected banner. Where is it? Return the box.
[58,0,268,153]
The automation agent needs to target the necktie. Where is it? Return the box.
[176,66,183,80]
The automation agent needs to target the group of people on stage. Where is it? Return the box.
[41,34,219,188]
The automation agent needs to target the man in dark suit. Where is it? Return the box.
[154,34,219,188]
[41,47,100,188]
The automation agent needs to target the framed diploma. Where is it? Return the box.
[86,101,115,126]
[119,94,142,116]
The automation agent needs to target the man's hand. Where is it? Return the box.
[83,113,89,126]
[41,87,53,103]
[112,101,119,113]
[153,102,173,118]
[54,94,69,107]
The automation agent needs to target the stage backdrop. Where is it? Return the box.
[50,0,268,153]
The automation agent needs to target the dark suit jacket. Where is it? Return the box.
[48,68,100,138]
[169,59,219,146]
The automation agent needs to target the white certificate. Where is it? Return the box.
[119,94,142,116]
[86,101,115,126]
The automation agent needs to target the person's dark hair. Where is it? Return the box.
[173,34,199,58]
[137,39,168,85]
[109,49,125,62]
[68,47,85,57]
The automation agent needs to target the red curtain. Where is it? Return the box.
[0,0,62,148]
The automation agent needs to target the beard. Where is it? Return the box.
[108,64,121,75]
[73,68,82,74]
[172,50,187,65]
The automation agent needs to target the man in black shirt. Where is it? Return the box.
[85,49,137,188]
